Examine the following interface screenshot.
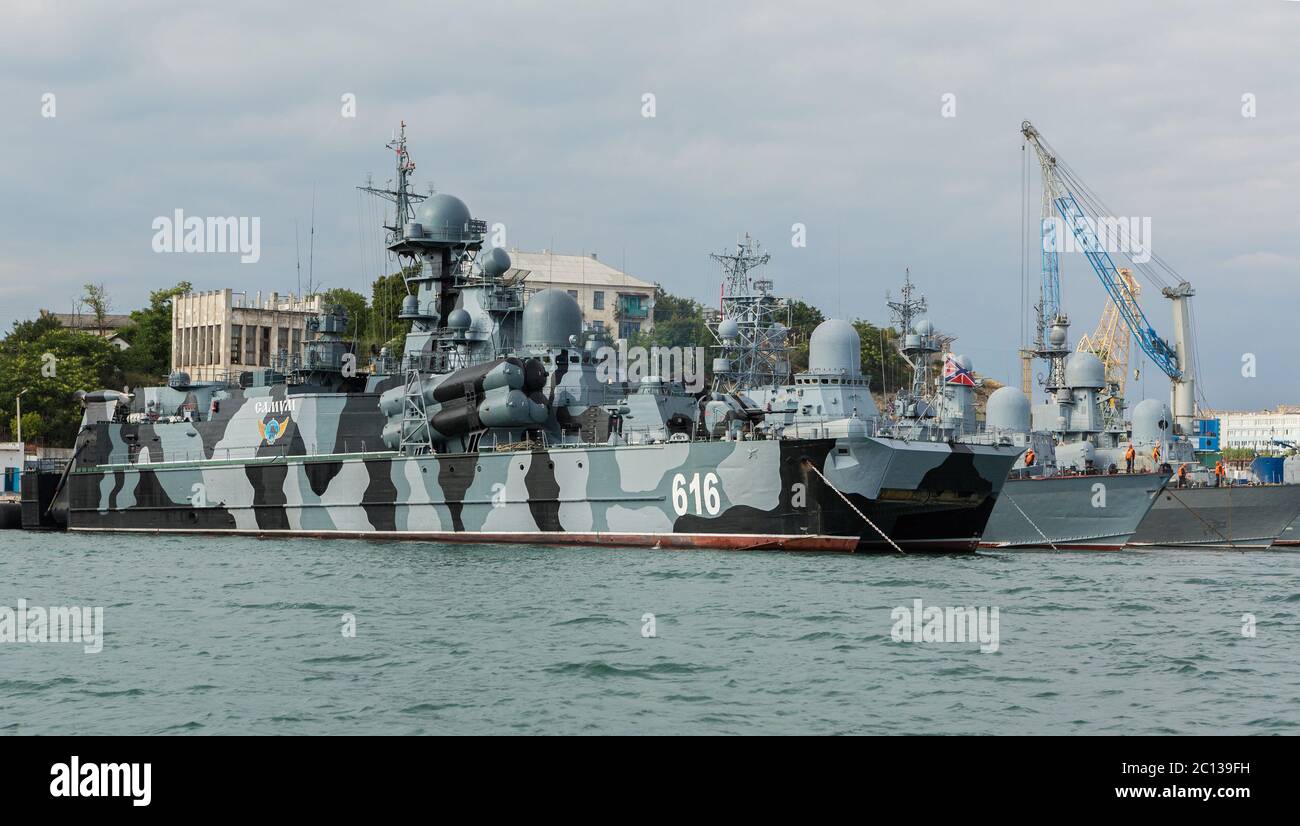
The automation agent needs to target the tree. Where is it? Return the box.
[852,319,911,393]
[0,314,121,446]
[115,281,191,385]
[320,287,369,345]
[81,282,112,338]
[369,270,412,354]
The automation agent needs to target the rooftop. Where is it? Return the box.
[41,311,133,331]
[504,251,655,292]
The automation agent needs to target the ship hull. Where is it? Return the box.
[1127,484,1300,548]
[66,433,1020,553]
[979,473,1165,550]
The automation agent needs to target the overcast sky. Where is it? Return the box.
[3,0,1298,411]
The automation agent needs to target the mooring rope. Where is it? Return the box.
[1163,486,1239,550]
[802,460,905,555]
[1003,492,1059,551]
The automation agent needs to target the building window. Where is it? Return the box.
[619,321,640,339]
[245,325,256,364]
[279,326,290,359]
[231,325,242,364]
[260,326,271,366]
[593,290,605,310]
[291,328,302,364]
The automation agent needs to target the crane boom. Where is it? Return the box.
[1020,120,1199,434]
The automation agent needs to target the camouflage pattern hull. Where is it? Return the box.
[979,473,1166,550]
[1128,483,1300,549]
[66,427,1020,553]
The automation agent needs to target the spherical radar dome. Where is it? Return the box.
[717,318,739,341]
[808,318,861,376]
[1131,398,1173,443]
[522,289,584,348]
[914,319,934,336]
[416,193,473,237]
[1064,352,1105,389]
[446,308,472,331]
[480,246,512,278]
[986,386,1031,433]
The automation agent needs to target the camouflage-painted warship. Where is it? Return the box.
[52,125,1022,552]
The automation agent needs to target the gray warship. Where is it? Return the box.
[881,275,1165,550]
[1012,120,1300,549]
[51,125,1022,552]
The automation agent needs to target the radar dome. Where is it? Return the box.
[1131,398,1173,443]
[718,318,739,341]
[808,319,861,376]
[1064,351,1105,389]
[1049,323,1068,348]
[521,289,583,349]
[914,319,934,336]
[986,386,1031,433]
[416,194,473,238]
[446,308,472,331]
[480,246,511,278]
[399,294,420,319]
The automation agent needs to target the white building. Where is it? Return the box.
[1219,405,1300,453]
[172,289,323,381]
[503,250,656,340]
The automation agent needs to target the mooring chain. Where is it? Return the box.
[802,459,906,555]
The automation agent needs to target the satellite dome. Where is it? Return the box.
[1064,351,1105,389]
[446,308,472,331]
[914,319,934,336]
[718,318,739,341]
[953,353,973,371]
[986,386,1031,433]
[1131,398,1173,443]
[399,294,420,318]
[480,246,512,278]
[521,288,583,348]
[415,194,473,239]
[808,319,861,376]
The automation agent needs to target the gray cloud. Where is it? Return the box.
[2,0,1297,409]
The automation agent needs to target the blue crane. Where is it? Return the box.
[1021,121,1183,381]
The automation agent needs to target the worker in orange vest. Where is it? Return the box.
[1023,447,1036,467]
[1151,443,1162,469]
[1124,443,1135,474]
[1176,463,1188,488]
[1214,458,1226,487]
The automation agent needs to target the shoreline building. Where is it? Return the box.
[39,310,134,350]
[172,289,323,381]
[502,250,655,340]
[1220,405,1300,453]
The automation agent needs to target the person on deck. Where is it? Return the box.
[1125,443,1135,474]
[1214,459,1226,487]
[1176,463,1188,488]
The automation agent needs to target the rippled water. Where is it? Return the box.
[2,531,1298,735]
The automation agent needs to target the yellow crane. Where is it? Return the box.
[1076,267,1140,424]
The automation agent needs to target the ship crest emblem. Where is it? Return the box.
[258,416,289,445]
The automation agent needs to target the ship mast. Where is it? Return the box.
[707,234,790,394]
[358,120,428,242]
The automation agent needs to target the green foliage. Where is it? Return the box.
[115,281,191,385]
[0,314,121,446]
[1220,447,1256,462]
[368,270,412,354]
[321,287,369,343]
[852,319,911,393]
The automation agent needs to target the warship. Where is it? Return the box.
[49,125,1022,552]
[1013,120,1300,549]
[881,274,1165,550]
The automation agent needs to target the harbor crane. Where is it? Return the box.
[1020,120,1199,436]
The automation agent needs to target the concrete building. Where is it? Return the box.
[503,250,655,340]
[40,310,134,350]
[172,289,323,381]
[1219,405,1300,453]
